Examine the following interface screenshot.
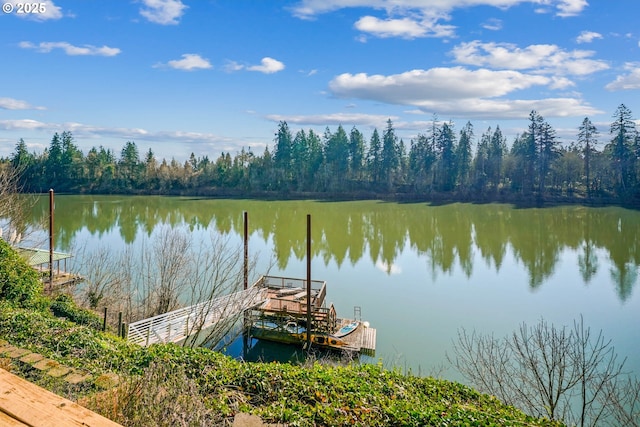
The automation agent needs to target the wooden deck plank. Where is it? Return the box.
[0,410,29,427]
[0,368,122,427]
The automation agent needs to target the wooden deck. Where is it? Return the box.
[336,319,377,354]
[44,271,84,289]
[249,276,377,355]
[0,368,122,427]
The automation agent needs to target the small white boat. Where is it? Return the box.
[332,321,359,338]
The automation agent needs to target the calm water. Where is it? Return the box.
[21,195,640,380]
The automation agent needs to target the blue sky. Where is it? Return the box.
[1,0,639,161]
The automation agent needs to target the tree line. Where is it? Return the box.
[5,104,640,203]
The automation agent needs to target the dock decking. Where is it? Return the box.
[250,276,377,355]
[337,319,377,355]
[0,368,122,427]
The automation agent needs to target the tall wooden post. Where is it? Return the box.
[306,214,312,349]
[243,211,248,290]
[49,189,54,288]
[242,211,249,357]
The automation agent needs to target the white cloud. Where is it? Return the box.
[482,18,503,31]
[555,0,588,17]
[0,97,45,110]
[226,58,285,74]
[354,15,455,39]
[139,0,187,25]
[576,31,603,44]
[451,41,609,76]
[605,63,640,91]
[0,119,233,146]
[7,1,63,21]
[0,119,49,131]
[247,57,285,74]
[265,113,399,127]
[19,41,121,56]
[158,53,212,71]
[328,67,601,119]
[290,0,589,35]
[223,60,244,73]
[330,67,552,103]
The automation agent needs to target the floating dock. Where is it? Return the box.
[249,276,376,355]
[16,247,84,289]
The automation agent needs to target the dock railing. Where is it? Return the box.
[259,275,327,309]
[127,287,268,347]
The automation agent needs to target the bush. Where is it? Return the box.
[50,294,102,330]
[0,239,47,310]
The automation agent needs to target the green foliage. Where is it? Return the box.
[0,302,131,370]
[50,293,102,330]
[9,107,640,202]
[0,239,47,310]
[0,293,563,426]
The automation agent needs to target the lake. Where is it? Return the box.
[20,195,640,381]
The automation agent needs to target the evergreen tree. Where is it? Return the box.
[348,126,366,181]
[508,133,529,193]
[46,133,63,189]
[381,119,399,188]
[11,139,37,191]
[577,117,598,196]
[524,111,544,193]
[537,120,560,194]
[307,130,324,191]
[291,129,309,190]
[487,126,506,190]
[409,133,436,192]
[456,122,473,188]
[60,131,83,191]
[273,121,293,189]
[435,121,456,191]
[144,148,159,189]
[608,104,637,193]
[11,138,32,169]
[472,129,490,190]
[324,125,350,190]
[397,138,408,185]
[119,141,142,191]
[368,128,382,184]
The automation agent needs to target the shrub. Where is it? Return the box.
[50,294,103,330]
[0,239,47,310]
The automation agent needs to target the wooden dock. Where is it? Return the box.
[339,319,377,355]
[0,368,122,427]
[249,276,377,355]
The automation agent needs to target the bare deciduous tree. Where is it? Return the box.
[73,225,268,349]
[0,163,40,244]
[75,245,128,310]
[604,375,640,427]
[449,317,634,426]
[151,226,192,315]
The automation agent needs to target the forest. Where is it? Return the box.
[4,104,640,205]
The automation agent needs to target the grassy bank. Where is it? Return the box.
[0,239,563,426]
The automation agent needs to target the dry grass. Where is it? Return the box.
[80,362,222,427]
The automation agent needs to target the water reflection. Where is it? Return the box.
[23,196,640,302]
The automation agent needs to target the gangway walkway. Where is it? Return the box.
[127,287,268,346]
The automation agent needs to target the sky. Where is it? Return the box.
[1,0,640,162]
